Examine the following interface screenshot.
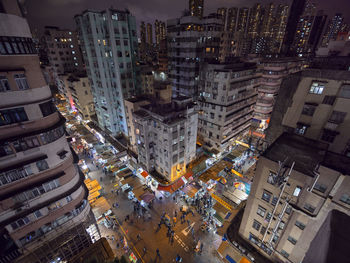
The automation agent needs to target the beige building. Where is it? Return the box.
[239,133,350,263]
[239,61,350,262]
[266,67,350,155]
[42,26,84,74]
[0,1,96,262]
[67,73,95,120]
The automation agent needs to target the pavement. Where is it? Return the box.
[83,157,223,263]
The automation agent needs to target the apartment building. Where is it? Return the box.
[67,73,95,120]
[41,26,84,74]
[252,58,305,135]
[0,1,95,262]
[239,133,350,263]
[125,83,172,153]
[167,13,223,98]
[133,97,198,182]
[140,64,154,95]
[197,61,259,152]
[266,65,350,155]
[75,8,140,136]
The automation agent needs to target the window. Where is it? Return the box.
[265,212,272,222]
[295,220,306,230]
[322,95,336,105]
[252,220,261,231]
[39,101,56,117]
[257,205,266,217]
[329,111,346,124]
[278,221,285,230]
[36,160,49,171]
[293,186,302,197]
[304,203,316,213]
[309,82,324,94]
[123,40,128,46]
[34,210,42,219]
[267,171,278,185]
[14,74,29,90]
[0,76,10,92]
[271,196,278,206]
[301,103,316,116]
[314,183,327,193]
[285,205,292,215]
[321,129,338,143]
[10,216,30,230]
[287,236,297,245]
[0,107,28,126]
[66,195,73,203]
[260,226,266,235]
[262,190,272,203]
[339,84,350,99]
[281,250,289,259]
[340,194,350,205]
[295,123,308,135]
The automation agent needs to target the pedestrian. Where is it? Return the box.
[173,216,177,226]
[200,243,203,253]
[137,234,141,241]
[143,247,147,254]
[187,219,190,226]
[156,248,160,257]
[174,210,177,218]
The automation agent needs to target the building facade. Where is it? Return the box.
[189,0,204,19]
[239,133,350,263]
[146,23,153,46]
[41,26,84,74]
[133,97,198,182]
[321,13,344,47]
[0,2,95,262]
[67,73,95,120]
[154,20,166,46]
[75,8,140,136]
[197,61,259,151]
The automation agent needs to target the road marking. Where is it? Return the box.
[181,222,195,236]
[174,234,190,253]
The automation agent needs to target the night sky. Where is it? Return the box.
[25,0,350,37]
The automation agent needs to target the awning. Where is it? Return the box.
[141,171,149,178]
[182,184,200,198]
[156,171,193,193]
[140,192,155,203]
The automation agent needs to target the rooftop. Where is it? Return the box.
[263,133,350,176]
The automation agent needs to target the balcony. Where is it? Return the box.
[0,13,32,38]
[256,98,274,107]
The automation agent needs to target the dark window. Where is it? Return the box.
[301,103,316,116]
[281,250,289,259]
[257,205,266,217]
[265,212,272,222]
[287,236,297,245]
[260,226,266,235]
[14,74,29,90]
[123,40,128,46]
[304,203,316,213]
[262,190,272,203]
[295,220,305,230]
[271,196,278,206]
[0,107,28,126]
[322,95,336,105]
[339,84,350,99]
[329,111,346,124]
[295,123,308,135]
[314,183,327,193]
[39,101,56,117]
[321,129,338,143]
[0,76,10,92]
[340,194,350,205]
[252,220,261,231]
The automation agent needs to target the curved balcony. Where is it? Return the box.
[258,85,279,94]
[256,98,274,107]
[0,13,32,38]
[254,105,273,114]
[0,85,51,109]
[0,111,60,141]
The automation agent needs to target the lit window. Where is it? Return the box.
[70,45,74,48]
[69,31,72,35]
[293,186,302,196]
[72,51,75,54]
[309,82,324,94]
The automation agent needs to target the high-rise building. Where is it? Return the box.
[282,0,307,54]
[198,61,259,151]
[41,26,84,74]
[248,3,263,38]
[154,20,166,46]
[189,0,204,19]
[0,1,96,262]
[227,7,238,33]
[75,9,139,136]
[217,7,227,27]
[167,13,223,98]
[157,38,168,73]
[261,3,275,38]
[236,7,249,34]
[66,73,95,121]
[308,10,327,53]
[133,96,198,182]
[146,23,153,46]
[140,64,154,95]
[140,21,147,60]
[321,13,344,47]
[240,62,350,263]
[272,4,289,53]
